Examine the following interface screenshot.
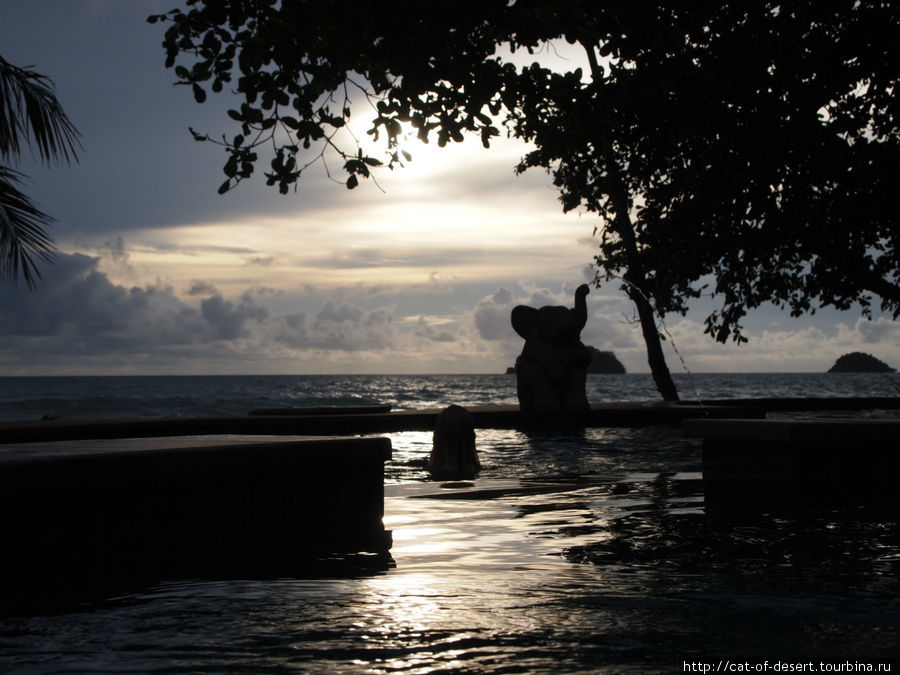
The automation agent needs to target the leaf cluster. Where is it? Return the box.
[0,55,82,287]
[506,1,900,341]
[150,0,900,343]
[149,0,515,193]
[633,1,900,341]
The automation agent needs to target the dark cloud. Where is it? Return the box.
[101,236,129,263]
[0,255,260,352]
[315,305,395,351]
[271,312,309,348]
[188,280,218,296]
[473,287,517,341]
[857,317,899,344]
[269,301,397,352]
[491,288,514,305]
[200,293,269,340]
[0,253,154,336]
[0,253,407,366]
[3,251,898,374]
[139,243,262,256]
[315,301,364,324]
[415,316,456,342]
[0,253,217,372]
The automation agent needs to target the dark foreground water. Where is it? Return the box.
[0,374,898,672]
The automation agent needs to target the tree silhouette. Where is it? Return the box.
[0,54,81,287]
[150,1,899,400]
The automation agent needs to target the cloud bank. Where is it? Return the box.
[2,251,898,376]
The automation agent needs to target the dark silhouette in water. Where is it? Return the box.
[828,352,895,373]
[429,405,481,479]
[511,284,592,414]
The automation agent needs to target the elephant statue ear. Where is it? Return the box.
[511,305,539,339]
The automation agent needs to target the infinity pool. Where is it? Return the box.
[1,429,897,672]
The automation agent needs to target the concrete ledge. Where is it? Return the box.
[0,435,392,614]
[684,419,900,505]
[0,401,762,444]
[679,396,900,412]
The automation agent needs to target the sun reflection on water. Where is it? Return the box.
[335,480,624,671]
[1,463,897,673]
[3,416,899,673]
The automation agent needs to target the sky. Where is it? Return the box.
[1,0,898,376]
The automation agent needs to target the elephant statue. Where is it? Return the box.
[511,284,591,414]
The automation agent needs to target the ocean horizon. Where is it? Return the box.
[1,371,899,422]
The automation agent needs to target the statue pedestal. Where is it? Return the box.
[515,355,589,415]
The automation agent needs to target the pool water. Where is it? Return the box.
[0,428,898,672]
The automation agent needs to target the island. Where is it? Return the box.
[507,346,625,375]
[586,347,626,374]
[827,352,896,373]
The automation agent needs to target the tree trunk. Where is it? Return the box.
[628,283,680,402]
[605,156,681,402]
[580,38,680,402]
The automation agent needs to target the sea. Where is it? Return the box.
[1,373,899,673]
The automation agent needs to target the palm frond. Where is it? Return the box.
[0,54,82,165]
[0,165,55,288]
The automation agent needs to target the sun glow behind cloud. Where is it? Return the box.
[115,126,597,299]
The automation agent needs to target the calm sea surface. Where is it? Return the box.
[1,372,899,422]
[1,374,898,672]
